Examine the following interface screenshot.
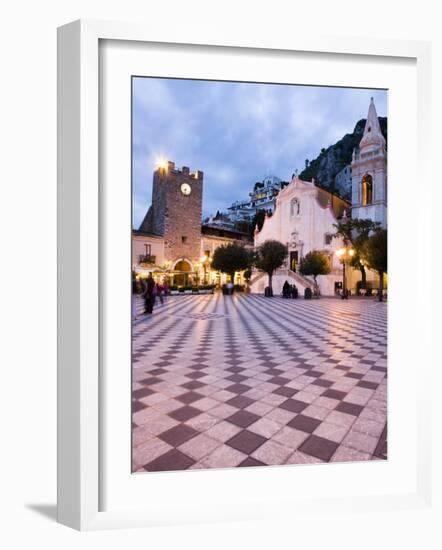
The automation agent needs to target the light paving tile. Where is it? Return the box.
[201,444,247,468]
[251,440,293,465]
[248,417,282,438]
[205,421,242,442]
[342,430,379,454]
[178,434,221,461]
[313,421,349,443]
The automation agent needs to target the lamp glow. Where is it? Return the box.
[155,157,168,170]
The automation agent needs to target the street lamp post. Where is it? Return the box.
[336,246,354,300]
[200,256,212,284]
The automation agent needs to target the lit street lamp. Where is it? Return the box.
[336,246,354,300]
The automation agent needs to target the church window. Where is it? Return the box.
[362,174,373,205]
[181,236,187,244]
[144,244,151,256]
[324,233,333,245]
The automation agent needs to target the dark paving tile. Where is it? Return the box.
[238,457,266,467]
[226,373,248,383]
[153,361,173,367]
[144,449,195,471]
[287,414,322,433]
[132,387,154,399]
[226,395,255,409]
[176,391,204,405]
[304,370,323,378]
[226,359,245,366]
[226,430,267,455]
[311,378,334,388]
[187,371,206,379]
[373,423,388,460]
[159,424,199,447]
[264,368,284,375]
[226,366,246,373]
[225,383,252,394]
[345,372,364,379]
[139,377,162,386]
[226,410,261,428]
[299,435,338,462]
[182,380,206,390]
[147,368,168,375]
[267,376,291,386]
[273,386,298,398]
[322,389,347,400]
[169,405,201,422]
[279,399,309,413]
[357,380,379,390]
[132,400,148,413]
[335,402,364,416]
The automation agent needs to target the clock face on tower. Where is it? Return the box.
[180,183,192,196]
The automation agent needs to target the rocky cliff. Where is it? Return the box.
[299,117,387,200]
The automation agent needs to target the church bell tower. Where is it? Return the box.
[351,98,387,228]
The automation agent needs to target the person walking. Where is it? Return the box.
[142,273,155,315]
[282,280,290,298]
[162,281,169,302]
[156,282,164,305]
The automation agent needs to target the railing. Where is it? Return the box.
[249,267,314,289]
[285,269,315,289]
[139,255,156,264]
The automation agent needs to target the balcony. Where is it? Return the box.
[139,255,156,265]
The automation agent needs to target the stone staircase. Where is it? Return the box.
[249,268,315,293]
[280,268,315,290]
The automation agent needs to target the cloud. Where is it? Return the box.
[132,77,387,227]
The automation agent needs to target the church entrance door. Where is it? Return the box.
[290,251,299,272]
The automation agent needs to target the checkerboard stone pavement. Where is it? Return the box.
[132,293,387,472]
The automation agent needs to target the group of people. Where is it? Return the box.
[141,273,169,315]
[282,280,299,299]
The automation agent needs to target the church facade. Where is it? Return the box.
[250,98,387,296]
[250,176,350,296]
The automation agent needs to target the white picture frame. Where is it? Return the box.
[57,19,433,531]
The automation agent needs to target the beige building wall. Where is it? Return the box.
[132,232,165,269]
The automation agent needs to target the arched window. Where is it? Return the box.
[362,174,373,206]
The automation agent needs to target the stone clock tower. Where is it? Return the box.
[139,161,203,268]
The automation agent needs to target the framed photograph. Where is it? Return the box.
[57,19,432,530]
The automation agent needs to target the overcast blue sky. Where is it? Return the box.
[132,78,387,227]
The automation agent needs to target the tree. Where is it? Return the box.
[333,218,381,287]
[299,250,331,291]
[211,243,251,285]
[254,240,288,296]
[251,209,268,235]
[361,229,387,302]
